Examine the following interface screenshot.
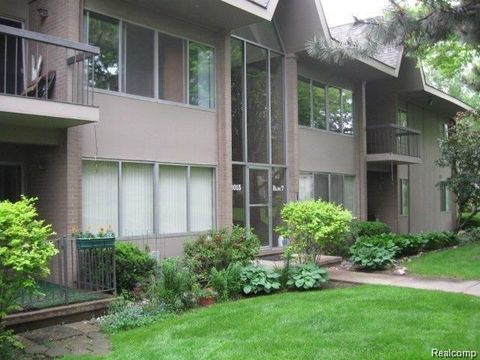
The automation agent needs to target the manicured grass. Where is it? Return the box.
[65,285,480,360]
[405,242,480,280]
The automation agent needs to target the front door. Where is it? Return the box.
[0,164,22,202]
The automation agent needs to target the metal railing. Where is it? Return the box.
[366,124,421,158]
[0,24,99,106]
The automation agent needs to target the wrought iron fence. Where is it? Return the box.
[366,124,421,158]
[0,24,99,106]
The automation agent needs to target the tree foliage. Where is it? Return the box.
[437,111,480,229]
[0,197,57,319]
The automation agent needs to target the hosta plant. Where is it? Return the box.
[350,243,395,270]
[240,264,281,295]
[287,263,328,290]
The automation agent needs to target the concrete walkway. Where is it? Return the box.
[328,269,480,297]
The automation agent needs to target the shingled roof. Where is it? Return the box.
[247,0,270,8]
[329,22,402,69]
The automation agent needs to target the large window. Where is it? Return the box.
[298,77,353,134]
[299,172,356,214]
[82,160,215,236]
[85,11,215,108]
[400,179,409,216]
[231,31,286,248]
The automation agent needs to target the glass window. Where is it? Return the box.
[158,33,185,102]
[398,109,408,127]
[121,163,154,236]
[343,176,355,213]
[271,52,285,165]
[250,206,270,247]
[272,168,286,247]
[232,22,282,52]
[440,182,451,212]
[123,22,154,97]
[189,42,214,108]
[232,165,246,227]
[328,87,342,133]
[298,77,311,127]
[190,167,214,232]
[400,179,409,216]
[249,168,269,205]
[231,38,244,162]
[82,161,119,234]
[159,166,187,234]
[342,90,353,134]
[87,12,119,91]
[314,173,329,201]
[330,174,344,205]
[246,44,268,164]
[312,82,327,130]
[299,173,314,201]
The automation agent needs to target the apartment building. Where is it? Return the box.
[0,0,470,256]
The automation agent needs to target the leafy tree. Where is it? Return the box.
[437,112,480,230]
[0,197,57,319]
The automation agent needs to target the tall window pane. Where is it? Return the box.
[246,44,268,164]
[159,166,187,234]
[299,173,314,201]
[231,38,244,162]
[272,168,286,247]
[189,42,214,108]
[190,167,214,232]
[344,176,355,214]
[440,182,450,212]
[312,82,326,130]
[123,22,154,97]
[328,87,342,133]
[400,179,409,216]
[87,12,119,91]
[232,165,245,226]
[298,77,311,127]
[271,52,285,165]
[158,33,185,102]
[82,161,118,234]
[314,173,329,201]
[249,168,269,204]
[330,174,344,205]
[342,90,353,134]
[121,163,153,236]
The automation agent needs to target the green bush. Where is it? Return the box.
[209,263,242,301]
[184,226,260,284]
[0,327,23,360]
[458,227,480,243]
[0,197,56,319]
[115,243,157,295]
[287,263,328,290]
[240,264,281,295]
[390,234,427,257]
[154,257,196,312]
[350,220,391,238]
[278,200,352,261]
[350,242,396,270]
[460,213,480,229]
[420,232,458,251]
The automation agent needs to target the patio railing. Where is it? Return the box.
[366,124,421,158]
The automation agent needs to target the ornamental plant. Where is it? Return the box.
[240,264,281,295]
[278,200,352,262]
[287,263,328,290]
[0,197,57,319]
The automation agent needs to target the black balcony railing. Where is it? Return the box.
[0,24,99,106]
[367,124,421,158]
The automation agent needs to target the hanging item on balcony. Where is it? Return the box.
[22,55,56,99]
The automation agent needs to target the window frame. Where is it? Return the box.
[297,76,353,135]
[82,158,216,238]
[84,10,216,110]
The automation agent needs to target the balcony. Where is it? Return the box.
[366,124,421,164]
[0,24,100,129]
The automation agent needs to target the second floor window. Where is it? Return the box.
[84,11,215,108]
[298,76,353,135]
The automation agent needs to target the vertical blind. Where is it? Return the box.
[159,166,188,234]
[82,161,119,234]
[190,167,214,232]
[121,163,154,236]
[299,174,314,200]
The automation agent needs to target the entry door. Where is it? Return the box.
[0,164,22,202]
[248,167,271,247]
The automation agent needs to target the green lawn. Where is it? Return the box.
[405,242,480,280]
[65,285,480,360]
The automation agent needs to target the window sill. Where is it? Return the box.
[116,230,211,240]
[299,125,354,138]
[93,88,217,113]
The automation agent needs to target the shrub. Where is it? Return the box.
[154,257,196,312]
[458,227,480,243]
[287,263,328,290]
[209,263,243,301]
[420,232,459,251]
[278,200,352,261]
[350,220,391,238]
[350,242,395,270]
[460,213,480,229]
[240,264,281,295]
[390,234,427,257]
[0,327,23,360]
[115,243,157,295]
[0,197,56,319]
[184,226,260,284]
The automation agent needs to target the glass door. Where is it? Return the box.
[248,167,270,247]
